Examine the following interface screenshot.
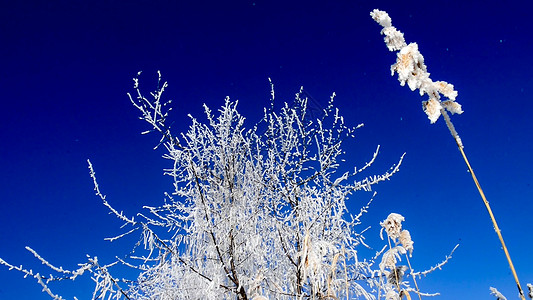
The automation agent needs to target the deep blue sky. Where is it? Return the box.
[1,1,532,299]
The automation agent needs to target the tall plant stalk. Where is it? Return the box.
[441,108,525,300]
[371,9,525,299]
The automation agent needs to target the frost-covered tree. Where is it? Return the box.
[119,72,406,299]
[0,63,461,299]
[1,70,418,299]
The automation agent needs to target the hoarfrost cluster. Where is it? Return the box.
[370,9,463,125]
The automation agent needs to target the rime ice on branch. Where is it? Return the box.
[370,9,463,126]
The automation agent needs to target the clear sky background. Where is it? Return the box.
[1,1,532,299]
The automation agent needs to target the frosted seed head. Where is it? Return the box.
[399,229,414,256]
[387,265,408,285]
[392,43,427,89]
[385,289,400,300]
[442,100,463,114]
[393,51,414,86]
[370,9,392,28]
[381,213,405,239]
[382,26,407,51]
[435,81,458,101]
[422,98,443,123]
[380,246,406,271]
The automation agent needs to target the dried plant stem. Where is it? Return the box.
[404,255,421,300]
[386,237,401,293]
[441,109,525,300]
[343,247,349,300]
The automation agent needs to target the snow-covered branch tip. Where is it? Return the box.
[0,250,98,300]
[87,159,136,225]
[412,244,459,278]
[127,71,178,150]
[355,152,405,192]
[490,287,508,300]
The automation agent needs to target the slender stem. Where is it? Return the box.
[344,249,349,300]
[441,109,525,300]
[404,255,422,300]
